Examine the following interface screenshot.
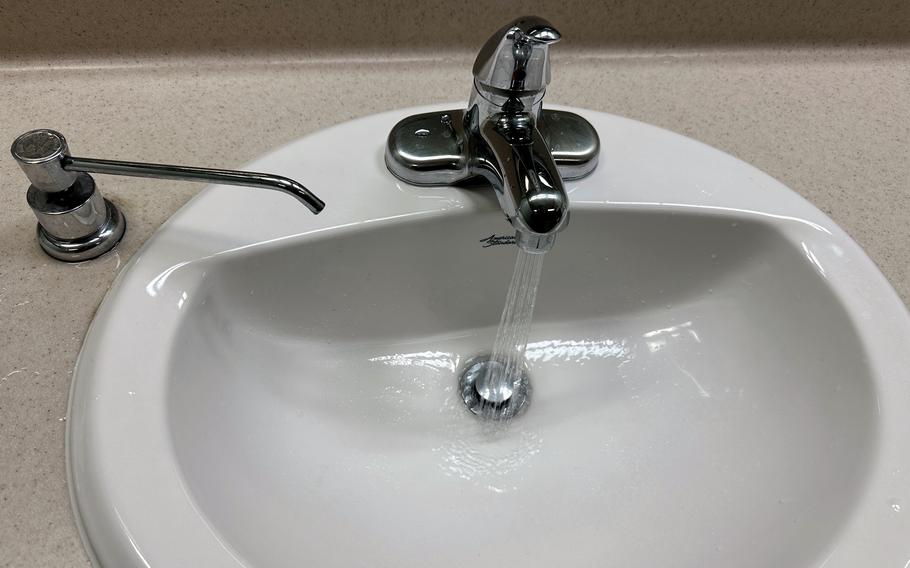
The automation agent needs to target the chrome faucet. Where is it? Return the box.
[385,16,599,252]
[11,129,324,262]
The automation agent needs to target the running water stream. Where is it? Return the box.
[477,246,547,415]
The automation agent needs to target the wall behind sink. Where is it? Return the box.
[1,0,908,63]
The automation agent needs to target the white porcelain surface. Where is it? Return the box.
[68,106,910,567]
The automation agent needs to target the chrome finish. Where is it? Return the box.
[385,16,599,253]
[12,129,325,262]
[66,157,324,212]
[386,111,470,186]
[11,129,79,192]
[459,357,531,420]
[386,109,598,184]
[36,198,126,262]
[475,109,568,236]
[536,111,601,180]
[516,230,556,253]
[26,173,107,240]
[472,16,561,95]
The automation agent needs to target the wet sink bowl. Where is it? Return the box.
[69,106,910,567]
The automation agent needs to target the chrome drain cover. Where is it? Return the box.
[458,356,531,420]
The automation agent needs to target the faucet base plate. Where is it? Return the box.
[385,109,600,187]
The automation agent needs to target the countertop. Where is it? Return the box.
[1,48,908,566]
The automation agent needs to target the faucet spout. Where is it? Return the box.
[477,110,568,251]
[466,16,569,253]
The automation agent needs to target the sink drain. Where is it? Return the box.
[459,357,531,420]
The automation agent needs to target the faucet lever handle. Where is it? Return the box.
[472,16,561,95]
[515,19,562,44]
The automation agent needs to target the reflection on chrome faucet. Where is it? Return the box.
[385,16,600,254]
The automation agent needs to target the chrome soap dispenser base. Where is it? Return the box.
[32,192,126,262]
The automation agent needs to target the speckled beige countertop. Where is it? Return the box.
[1,17,909,567]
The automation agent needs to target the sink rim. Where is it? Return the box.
[67,104,910,567]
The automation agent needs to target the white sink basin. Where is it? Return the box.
[69,106,910,567]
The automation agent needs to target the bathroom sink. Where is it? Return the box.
[69,106,910,567]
